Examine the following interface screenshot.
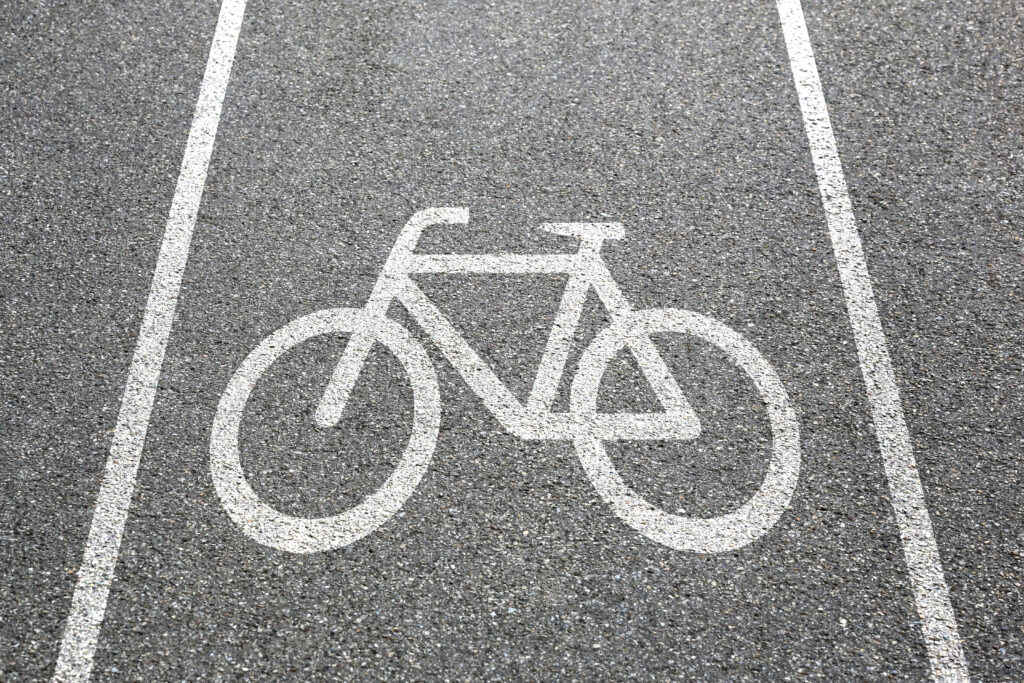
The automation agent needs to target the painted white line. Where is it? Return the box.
[53,1,247,680]
[775,1,968,680]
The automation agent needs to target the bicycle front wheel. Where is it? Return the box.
[570,308,800,553]
[210,308,440,553]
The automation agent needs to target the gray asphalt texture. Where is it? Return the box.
[2,0,1022,680]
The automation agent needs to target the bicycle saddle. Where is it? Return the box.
[539,222,625,240]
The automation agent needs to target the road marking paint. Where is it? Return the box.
[53,1,247,680]
[570,309,801,553]
[210,309,441,554]
[213,210,798,555]
[775,1,968,680]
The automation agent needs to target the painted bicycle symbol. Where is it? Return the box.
[210,208,800,554]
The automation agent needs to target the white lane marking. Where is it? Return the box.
[775,1,968,680]
[53,1,247,680]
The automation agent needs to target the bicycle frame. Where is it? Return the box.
[315,208,700,442]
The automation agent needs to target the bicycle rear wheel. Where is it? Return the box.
[210,308,440,553]
[570,308,800,553]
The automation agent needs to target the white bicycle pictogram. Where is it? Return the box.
[210,208,800,554]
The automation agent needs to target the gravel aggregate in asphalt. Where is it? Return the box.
[2,0,1021,680]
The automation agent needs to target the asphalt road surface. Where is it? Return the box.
[3,0,1022,680]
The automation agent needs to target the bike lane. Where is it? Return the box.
[804,0,1024,678]
[80,0,944,678]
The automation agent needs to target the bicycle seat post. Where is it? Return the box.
[370,207,470,312]
[317,207,469,429]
